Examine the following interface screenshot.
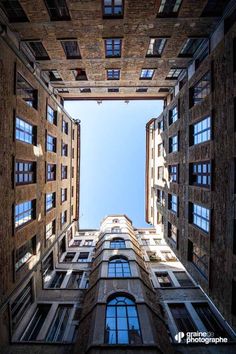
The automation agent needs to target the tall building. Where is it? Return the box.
[0,17,80,353]
[145,0,236,337]
[1,214,235,353]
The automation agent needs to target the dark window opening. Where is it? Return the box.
[61,40,81,59]
[0,0,28,22]
[16,73,38,109]
[73,69,87,81]
[169,303,197,333]
[44,0,70,21]
[27,41,50,60]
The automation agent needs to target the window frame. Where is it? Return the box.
[189,160,211,188]
[102,0,124,19]
[44,0,71,21]
[15,117,36,145]
[105,38,122,58]
[15,160,36,185]
[15,200,35,229]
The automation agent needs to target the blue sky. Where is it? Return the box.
[65,100,163,229]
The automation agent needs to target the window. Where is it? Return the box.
[105,39,122,57]
[108,257,131,277]
[190,203,210,232]
[156,272,172,287]
[62,119,69,134]
[168,164,178,183]
[168,222,178,244]
[27,41,50,60]
[190,72,211,106]
[21,304,76,342]
[179,38,207,57]
[15,200,35,228]
[195,44,209,70]
[157,189,164,205]
[78,252,89,262]
[157,166,164,180]
[146,38,167,57]
[66,272,83,289]
[46,164,56,181]
[15,160,36,185]
[166,68,183,79]
[0,0,28,22]
[105,295,141,344]
[42,252,53,278]
[157,143,164,157]
[174,271,193,287]
[142,239,150,246]
[136,88,148,93]
[61,210,67,226]
[16,117,36,145]
[49,271,66,288]
[188,240,208,278]
[168,303,196,333]
[84,240,93,246]
[107,69,120,80]
[140,69,154,80]
[103,0,124,18]
[168,194,178,214]
[47,105,57,124]
[108,88,119,92]
[61,165,68,179]
[110,238,126,248]
[190,161,211,187]
[169,133,178,153]
[15,236,36,271]
[190,116,211,145]
[157,0,182,17]
[45,70,62,81]
[80,88,91,93]
[192,303,229,337]
[61,40,81,59]
[169,105,178,125]
[63,252,75,263]
[11,280,33,332]
[46,134,57,152]
[61,142,68,156]
[73,69,87,80]
[44,0,70,21]
[46,220,56,240]
[71,239,81,247]
[61,188,67,203]
[16,73,38,108]
[46,192,56,212]
[21,304,50,340]
[158,119,164,133]
[111,226,121,233]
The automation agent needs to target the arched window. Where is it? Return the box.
[111,226,121,233]
[105,295,142,344]
[108,257,131,277]
[110,237,125,249]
